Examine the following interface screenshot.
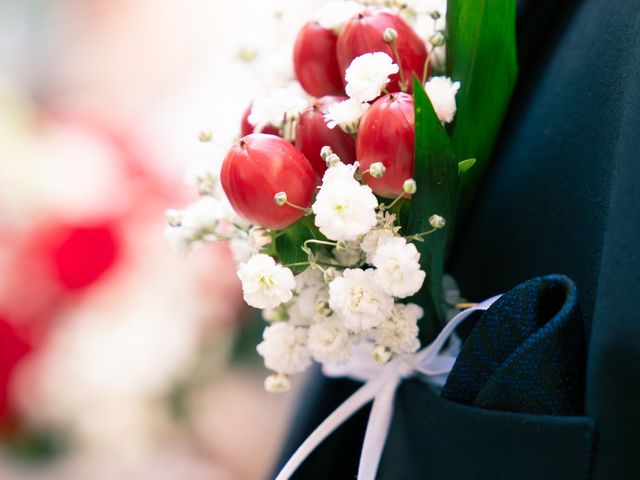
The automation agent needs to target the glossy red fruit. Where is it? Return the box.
[293,21,345,97]
[241,105,280,137]
[221,134,316,229]
[356,92,414,198]
[337,9,428,94]
[295,96,356,177]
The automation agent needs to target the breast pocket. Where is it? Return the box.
[379,379,595,480]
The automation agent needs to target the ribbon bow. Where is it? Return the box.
[276,295,502,480]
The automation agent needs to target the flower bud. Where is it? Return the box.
[264,373,291,393]
[198,177,217,196]
[320,145,334,160]
[165,209,183,227]
[403,178,417,195]
[237,46,258,62]
[372,344,392,365]
[315,300,332,319]
[323,267,338,283]
[335,240,349,251]
[198,130,213,142]
[274,191,288,206]
[383,27,398,43]
[262,305,288,323]
[248,227,272,250]
[429,214,446,229]
[369,162,386,179]
[429,31,446,47]
[325,153,341,168]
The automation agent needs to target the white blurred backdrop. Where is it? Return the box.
[0,1,323,478]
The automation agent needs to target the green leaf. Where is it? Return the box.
[274,216,322,273]
[406,77,459,342]
[447,0,518,215]
[458,158,476,175]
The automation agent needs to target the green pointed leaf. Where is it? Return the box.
[458,158,476,175]
[274,216,322,273]
[447,0,518,214]
[406,77,459,342]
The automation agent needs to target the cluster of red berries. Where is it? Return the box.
[222,8,430,230]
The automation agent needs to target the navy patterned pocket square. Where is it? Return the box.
[441,274,587,416]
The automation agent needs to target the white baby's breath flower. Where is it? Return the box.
[321,160,359,184]
[165,196,233,254]
[264,373,291,393]
[288,268,328,325]
[181,196,226,237]
[424,76,460,124]
[345,52,399,103]
[183,156,223,196]
[375,303,422,354]
[333,240,363,267]
[229,237,258,264]
[164,225,191,255]
[262,304,289,323]
[249,84,308,131]
[308,316,352,365]
[329,268,394,332]
[257,323,311,375]
[237,254,296,309]
[315,1,365,33]
[247,227,272,250]
[324,98,370,134]
[361,228,396,264]
[312,173,378,241]
[372,236,426,298]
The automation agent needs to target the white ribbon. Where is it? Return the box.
[276,295,502,480]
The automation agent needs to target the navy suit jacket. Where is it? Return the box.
[275,0,640,478]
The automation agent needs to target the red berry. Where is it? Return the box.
[221,134,316,229]
[356,92,414,198]
[337,9,427,94]
[241,105,280,137]
[295,96,356,177]
[293,21,345,97]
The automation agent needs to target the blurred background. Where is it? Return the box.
[0,0,323,478]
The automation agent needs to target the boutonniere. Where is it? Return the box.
[166,0,517,395]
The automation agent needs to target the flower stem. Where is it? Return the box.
[381,193,407,211]
[303,239,338,249]
[283,261,311,268]
[284,200,310,214]
[405,227,438,242]
[422,46,432,84]
[389,42,407,91]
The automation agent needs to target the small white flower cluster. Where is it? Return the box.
[248,153,441,392]
[424,76,461,124]
[325,52,399,134]
[249,83,309,141]
[166,1,458,394]
[164,144,254,258]
[358,0,448,71]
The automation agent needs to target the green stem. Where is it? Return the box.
[389,42,407,91]
[405,227,438,242]
[382,193,408,212]
[303,239,338,249]
[283,261,311,268]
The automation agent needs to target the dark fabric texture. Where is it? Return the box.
[379,380,594,480]
[442,275,586,416]
[449,0,640,477]
[274,0,640,478]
